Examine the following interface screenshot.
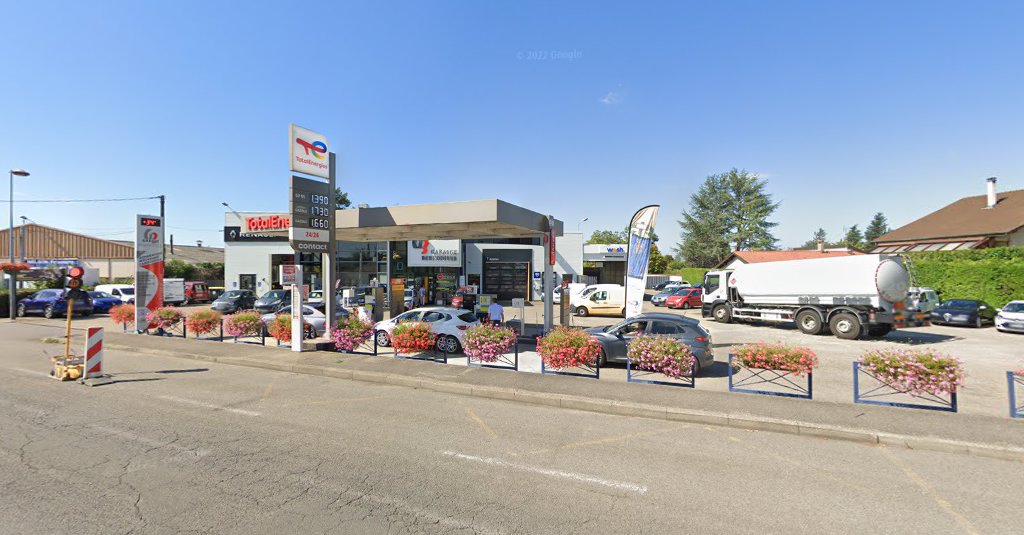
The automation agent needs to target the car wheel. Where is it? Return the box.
[375,330,390,347]
[796,310,823,335]
[598,348,607,368]
[576,306,589,317]
[16,303,26,317]
[712,305,731,323]
[682,302,691,310]
[44,305,55,319]
[183,297,191,306]
[446,335,462,354]
[829,313,861,340]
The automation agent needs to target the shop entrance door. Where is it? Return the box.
[239,274,256,292]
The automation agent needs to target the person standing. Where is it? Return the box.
[488,301,504,326]
[417,285,426,307]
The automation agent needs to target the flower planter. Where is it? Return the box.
[538,327,601,379]
[331,315,377,355]
[464,324,518,371]
[186,310,224,341]
[392,322,447,363]
[224,311,266,345]
[727,344,817,399]
[147,307,186,337]
[1009,371,1024,419]
[626,336,696,388]
[852,348,964,413]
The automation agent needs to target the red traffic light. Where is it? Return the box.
[68,266,85,278]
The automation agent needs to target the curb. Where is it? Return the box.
[104,342,1024,463]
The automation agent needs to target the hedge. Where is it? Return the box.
[907,247,1024,307]
[672,268,711,286]
[0,289,38,318]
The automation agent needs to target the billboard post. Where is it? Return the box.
[134,215,164,333]
[624,206,660,319]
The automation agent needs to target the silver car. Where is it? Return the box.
[261,304,350,338]
[585,313,713,373]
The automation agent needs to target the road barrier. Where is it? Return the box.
[853,361,957,412]
[84,327,103,379]
[728,354,812,399]
[1009,372,1024,419]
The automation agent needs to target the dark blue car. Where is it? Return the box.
[87,291,122,314]
[17,289,94,319]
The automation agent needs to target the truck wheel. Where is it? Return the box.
[796,310,823,335]
[576,306,589,317]
[712,305,731,323]
[830,313,861,340]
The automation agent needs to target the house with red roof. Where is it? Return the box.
[714,247,863,269]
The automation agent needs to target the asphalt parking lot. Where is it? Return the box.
[18,293,1024,418]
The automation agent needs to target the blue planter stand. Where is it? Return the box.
[467,340,518,371]
[338,337,378,356]
[728,354,812,399]
[853,362,957,412]
[627,358,695,388]
[541,358,599,379]
[1008,372,1024,419]
[395,344,448,364]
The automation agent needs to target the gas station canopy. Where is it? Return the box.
[332,199,563,242]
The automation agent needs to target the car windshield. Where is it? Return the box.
[263,290,288,300]
[941,300,977,310]
[89,292,113,298]
[220,291,246,299]
[120,288,134,295]
[1003,303,1024,313]
[672,289,690,296]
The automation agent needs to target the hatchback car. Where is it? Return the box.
[666,287,703,310]
[260,304,350,338]
[18,289,94,318]
[930,299,996,328]
[210,290,257,314]
[255,289,291,314]
[373,306,481,353]
[183,282,212,305]
[585,313,713,373]
[996,301,1024,334]
[650,290,675,306]
[87,291,123,314]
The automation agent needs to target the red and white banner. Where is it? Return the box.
[85,327,103,378]
[135,215,164,332]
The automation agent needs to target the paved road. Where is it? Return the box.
[2,323,1021,534]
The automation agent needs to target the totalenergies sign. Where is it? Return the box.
[289,124,330,179]
[242,214,290,233]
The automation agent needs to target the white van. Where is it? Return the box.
[94,284,135,304]
[571,284,626,317]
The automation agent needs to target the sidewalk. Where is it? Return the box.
[99,329,1024,462]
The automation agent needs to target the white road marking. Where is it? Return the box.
[11,367,51,378]
[157,395,261,417]
[441,451,648,494]
[88,424,210,458]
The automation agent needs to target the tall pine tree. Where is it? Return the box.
[864,212,890,248]
[843,225,865,249]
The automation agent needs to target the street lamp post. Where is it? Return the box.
[8,169,30,321]
[577,217,589,233]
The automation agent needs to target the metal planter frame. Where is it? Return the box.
[541,358,600,379]
[627,357,695,388]
[337,336,378,356]
[466,340,518,371]
[853,362,957,413]
[1009,371,1024,419]
[728,354,812,399]
[394,344,449,364]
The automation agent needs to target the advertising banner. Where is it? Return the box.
[280,264,302,287]
[134,215,165,331]
[408,240,461,267]
[289,175,332,253]
[624,205,660,319]
[289,124,330,179]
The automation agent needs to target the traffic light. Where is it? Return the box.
[66,266,87,300]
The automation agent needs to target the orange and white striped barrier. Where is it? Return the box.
[85,327,104,379]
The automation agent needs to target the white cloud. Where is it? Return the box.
[600,91,621,105]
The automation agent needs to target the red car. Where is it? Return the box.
[184,282,212,305]
[666,287,702,310]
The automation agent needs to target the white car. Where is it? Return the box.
[260,304,350,338]
[996,301,1024,334]
[373,306,481,353]
[307,290,343,307]
[94,284,136,304]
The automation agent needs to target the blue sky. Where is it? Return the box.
[2,1,1023,250]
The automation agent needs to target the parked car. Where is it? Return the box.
[584,313,713,372]
[929,299,996,328]
[94,284,136,304]
[18,289,94,318]
[373,306,481,353]
[260,304,349,338]
[653,280,690,291]
[208,286,225,300]
[255,289,291,314]
[995,301,1024,334]
[650,289,675,306]
[666,287,703,310]
[183,282,213,305]
[87,291,123,314]
[571,284,625,317]
[307,290,343,307]
[404,288,415,309]
[210,290,257,314]
[906,286,940,314]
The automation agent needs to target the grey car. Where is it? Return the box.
[260,304,350,338]
[585,313,714,373]
[255,289,291,314]
[210,290,257,314]
[650,290,675,306]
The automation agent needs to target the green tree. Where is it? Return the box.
[864,212,890,248]
[647,244,669,274]
[164,259,197,280]
[796,228,844,250]
[676,168,778,266]
[586,229,627,245]
[843,225,865,249]
[335,187,352,209]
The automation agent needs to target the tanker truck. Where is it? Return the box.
[700,254,925,339]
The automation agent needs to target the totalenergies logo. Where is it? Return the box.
[142,229,160,243]
[246,215,290,231]
[295,137,327,160]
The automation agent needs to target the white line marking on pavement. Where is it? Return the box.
[88,424,210,458]
[12,367,51,378]
[157,395,261,417]
[441,451,648,494]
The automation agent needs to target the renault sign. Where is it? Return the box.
[289,124,330,179]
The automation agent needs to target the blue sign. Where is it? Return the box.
[533,271,541,279]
